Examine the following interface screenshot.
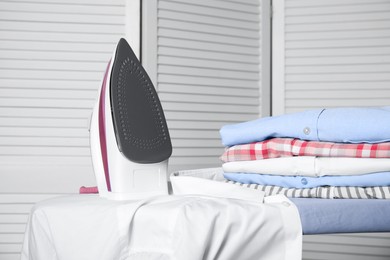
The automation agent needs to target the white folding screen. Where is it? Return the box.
[0,0,133,258]
[0,0,269,257]
[272,0,390,115]
[302,233,390,260]
[272,0,390,259]
[142,0,270,172]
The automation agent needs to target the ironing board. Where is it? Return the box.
[21,194,302,260]
[169,167,390,259]
[21,168,390,259]
[170,167,390,235]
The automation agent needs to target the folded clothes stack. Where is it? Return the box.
[219,107,390,199]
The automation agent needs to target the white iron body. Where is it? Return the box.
[90,40,169,200]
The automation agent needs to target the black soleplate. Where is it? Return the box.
[110,38,172,163]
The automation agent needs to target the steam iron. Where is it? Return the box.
[90,38,172,200]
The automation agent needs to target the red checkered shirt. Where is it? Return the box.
[220,138,390,162]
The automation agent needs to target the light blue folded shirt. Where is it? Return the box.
[220,107,390,146]
[223,171,390,189]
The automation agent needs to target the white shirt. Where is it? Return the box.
[223,156,390,177]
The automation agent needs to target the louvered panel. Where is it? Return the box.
[287,89,390,100]
[158,65,259,80]
[158,0,260,22]
[158,56,260,73]
[172,139,222,148]
[287,20,390,33]
[0,194,66,204]
[0,88,95,99]
[0,59,109,72]
[159,83,260,97]
[285,0,389,7]
[166,0,260,13]
[286,56,390,66]
[0,205,35,215]
[0,137,89,147]
[285,98,390,110]
[286,30,390,41]
[273,0,390,114]
[0,244,22,253]
[0,0,126,258]
[0,169,94,193]
[158,46,260,63]
[0,50,110,63]
[158,10,260,31]
[172,147,223,156]
[286,81,390,90]
[0,162,94,193]
[159,29,258,48]
[0,40,116,53]
[7,0,124,4]
[286,64,390,74]
[0,32,120,45]
[158,37,259,55]
[0,147,90,156]
[159,20,260,40]
[0,224,25,234]
[143,0,266,171]
[286,12,390,24]
[303,233,390,260]
[0,117,88,127]
[273,1,390,259]
[167,120,236,130]
[169,129,219,139]
[0,80,99,90]
[159,93,259,105]
[158,74,259,88]
[163,102,258,113]
[0,234,24,244]
[0,156,91,166]
[0,127,89,138]
[168,156,221,167]
[0,252,22,260]
[0,1,124,14]
[286,2,390,15]
[225,0,260,5]
[286,38,390,49]
[0,21,124,34]
[164,111,256,122]
[0,11,123,25]
[0,97,94,108]
[287,46,390,58]
[286,72,390,82]
[0,215,28,224]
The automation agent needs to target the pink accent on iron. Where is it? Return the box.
[79,186,99,194]
[98,60,112,191]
